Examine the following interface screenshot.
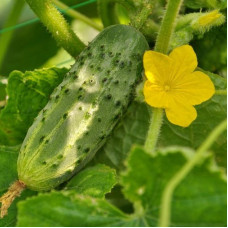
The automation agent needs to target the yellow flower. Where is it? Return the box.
[143,45,215,127]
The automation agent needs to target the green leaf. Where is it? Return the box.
[65,164,117,198]
[17,192,131,227]
[0,145,35,227]
[0,67,68,145]
[96,70,226,168]
[121,146,227,226]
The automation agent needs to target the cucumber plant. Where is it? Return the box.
[0,0,226,226]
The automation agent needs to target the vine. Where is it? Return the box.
[25,0,86,57]
[158,119,227,227]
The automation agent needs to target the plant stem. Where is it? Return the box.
[0,0,25,72]
[25,0,86,57]
[144,108,163,153]
[53,0,103,31]
[97,0,119,28]
[158,119,227,227]
[131,7,153,30]
[144,0,183,153]
[155,0,183,53]
[215,89,227,95]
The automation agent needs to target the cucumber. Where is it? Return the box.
[17,24,149,191]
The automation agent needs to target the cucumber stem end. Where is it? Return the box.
[0,180,26,218]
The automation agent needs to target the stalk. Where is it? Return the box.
[25,0,85,57]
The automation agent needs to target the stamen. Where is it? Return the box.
[164,85,171,92]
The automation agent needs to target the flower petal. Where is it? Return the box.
[165,98,197,127]
[174,71,215,105]
[143,51,173,84]
[143,80,170,108]
[169,45,198,82]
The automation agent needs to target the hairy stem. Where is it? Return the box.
[144,108,163,154]
[25,0,85,57]
[53,0,103,31]
[130,2,153,30]
[0,0,25,72]
[158,119,227,227]
[155,0,184,53]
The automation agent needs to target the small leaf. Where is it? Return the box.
[66,164,117,198]
[17,192,130,227]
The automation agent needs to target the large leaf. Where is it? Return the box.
[17,192,132,227]
[17,146,227,226]
[121,146,226,227]
[0,67,68,145]
[95,70,227,168]
[65,164,117,198]
[0,145,35,227]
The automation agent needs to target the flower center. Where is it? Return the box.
[164,85,171,92]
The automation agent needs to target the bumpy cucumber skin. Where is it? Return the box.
[17,25,149,191]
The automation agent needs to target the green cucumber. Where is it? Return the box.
[16,25,148,191]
